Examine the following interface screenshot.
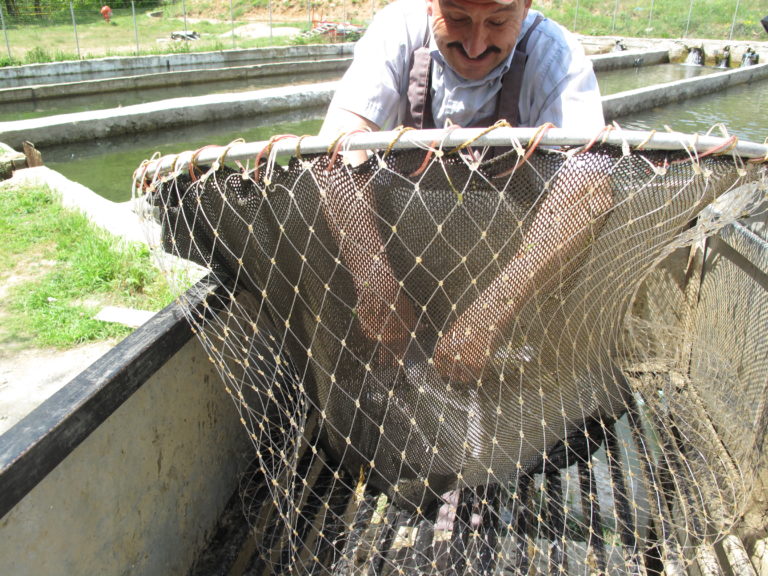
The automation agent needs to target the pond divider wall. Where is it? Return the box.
[602,62,768,122]
[0,43,355,83]
[0,57,352,104]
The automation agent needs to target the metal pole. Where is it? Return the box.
[230,0,235,48]
[647,0,655,31]
[611,0,619,34]
[729,0,741,40]
[131,1,139,54]
[139,127,768,180]
[684,0,693,37]
[69,2,80,59]
[307,0,312,28]
[269,0,273,40]
[182,0,188,32]
[0,4,12,62]
[573,0,579,32]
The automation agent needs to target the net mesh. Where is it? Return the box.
[134,128,767,575]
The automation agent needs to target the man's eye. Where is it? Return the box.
[489,19,508,27]
[446,14,470,24]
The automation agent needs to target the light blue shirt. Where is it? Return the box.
[328,0,605,132]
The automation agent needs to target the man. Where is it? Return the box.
[319,0,609,379]
[316,0,613,513]
[322,0,604,136]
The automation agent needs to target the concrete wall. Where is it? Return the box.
[1,58,351,104]
[590,49,668,71]
[0,336,252,576]
[602,62,768,122]
[0,43,355,82]
[0,81,336,148]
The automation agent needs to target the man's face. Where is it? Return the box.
[427,0,532,81]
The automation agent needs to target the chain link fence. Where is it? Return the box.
[1,0,766,64]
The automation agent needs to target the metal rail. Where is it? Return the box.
[136,126,768,181]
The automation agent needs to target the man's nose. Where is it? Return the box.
[463,23,490,58]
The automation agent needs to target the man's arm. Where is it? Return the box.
[319,107,417,359]
[432,159,613,380]
[320,107,379,167]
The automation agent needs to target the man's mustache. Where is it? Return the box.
[447,42,501,60]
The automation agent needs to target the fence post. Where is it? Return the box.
[647,0,655,32]
[573,0,580,33]
[729,0,741,40]
[269,0,273,40]
[132,1,139,55]
[230,0,235,48]
[70,2,81,59]
[182,0,188,32]
[684,0,693,37]
[0,3,11,62]
[611,0,619,34]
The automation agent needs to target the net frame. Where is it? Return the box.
[134,125,768,576]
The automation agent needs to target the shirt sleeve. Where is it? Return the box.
[326,0,424,130]
[520,19,605,132]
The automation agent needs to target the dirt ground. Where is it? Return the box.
[0,270,118,434]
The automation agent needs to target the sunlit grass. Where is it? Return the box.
[0,183,177,347]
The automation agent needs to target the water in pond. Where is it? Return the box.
[1,70,344,122]
[597,63,720,95]
[613,78,767,142]
[42,110,325,203]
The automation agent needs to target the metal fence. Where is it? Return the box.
[0,0,377,63]
[1,0,766,64]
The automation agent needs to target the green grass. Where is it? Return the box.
[0,183,177,348]
[539,0,768,39]
[0,0,364,66]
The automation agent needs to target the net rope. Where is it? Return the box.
[134,126,767,575]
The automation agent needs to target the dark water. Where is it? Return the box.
[597,62,720,95]
[42,110,325,203]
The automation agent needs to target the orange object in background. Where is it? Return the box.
[100,5,112,23]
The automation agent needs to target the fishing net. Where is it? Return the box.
[134,126,768,575]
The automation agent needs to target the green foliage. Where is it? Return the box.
[0,184,176,348]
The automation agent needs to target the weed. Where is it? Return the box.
[0,183,178,348]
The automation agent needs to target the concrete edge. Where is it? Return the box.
[590,49,669,71]
[0,57,351,104]
[602,62,768,121]
[0,81,338,148]
[0,43,355,81]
